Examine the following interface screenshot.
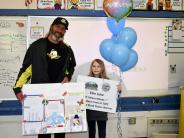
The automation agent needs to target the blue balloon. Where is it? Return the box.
[120,49,138,72]
[111,35,118,43]
[99,39,114,62]
[107,17,125,36]
[117,27,137,49]
[111,44,130,67]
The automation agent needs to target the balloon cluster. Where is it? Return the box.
[100,18,138,72]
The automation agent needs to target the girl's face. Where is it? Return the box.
[91,61,102,77]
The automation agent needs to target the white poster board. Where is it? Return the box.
[22,83,87,135]
[77,75,118,113]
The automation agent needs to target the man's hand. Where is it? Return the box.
[61,77,69,83]
[16,92,25,101]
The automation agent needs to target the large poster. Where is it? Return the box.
[22,83,87,135]
[77,75,118,113]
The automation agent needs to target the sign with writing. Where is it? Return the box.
[22,83,87,135]
[67,0,95,10]
[77,75,118,113]
[37,0,65,9]
[30,26,44,39]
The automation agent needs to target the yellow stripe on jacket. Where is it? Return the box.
[15,65,32,88]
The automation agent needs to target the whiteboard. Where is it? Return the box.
[0,17,27,99]
[28,16,170,93]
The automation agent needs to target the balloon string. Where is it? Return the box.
[119,68,122,83]
[117,68,122,98]
[117,67,123,138]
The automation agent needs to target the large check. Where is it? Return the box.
[22,83,87,135]
[77,75,118,113]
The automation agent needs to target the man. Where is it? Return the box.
[13,17,76,138]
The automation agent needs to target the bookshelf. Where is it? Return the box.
[0,9,184,18]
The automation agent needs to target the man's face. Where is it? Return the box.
[50,24,66,42]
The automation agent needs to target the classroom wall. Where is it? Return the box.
[0,1,182,138]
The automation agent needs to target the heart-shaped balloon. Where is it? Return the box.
[103,0,133,22]
[106,17,125,35]
[116,27,137,49]
[99,39,115,62]
[120,49,138,72]
[111,43,130,67]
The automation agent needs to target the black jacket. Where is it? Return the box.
[13,38,76,94]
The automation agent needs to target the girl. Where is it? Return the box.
[87,59,122,138]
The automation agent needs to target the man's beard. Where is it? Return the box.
[49,30,64,43]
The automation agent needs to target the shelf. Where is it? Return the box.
[0,9,184,18]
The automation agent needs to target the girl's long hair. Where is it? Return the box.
[88,59,109,79]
